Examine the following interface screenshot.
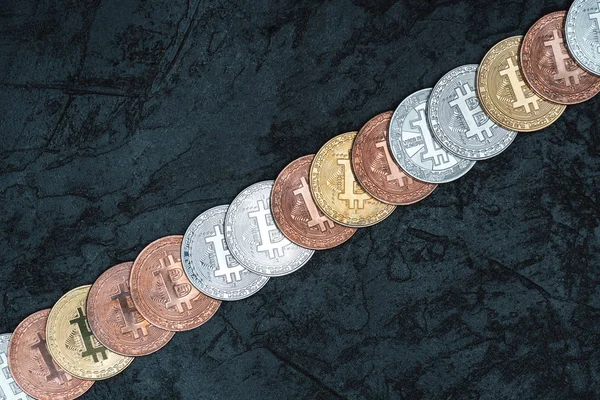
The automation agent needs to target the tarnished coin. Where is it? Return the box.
[311,132,396,227]
[8,310,94,400]
[87,262,175,356]
[0,333,33,399]
[272,155,357,249]
[477,36,566,132]
[182,205,270,300]
[566,0,600,76]
[389,89,476,183]
[46,286,133,380]
[522,11,600,104]
[352,113,438,204]
[428,65,517,160]
[130,236,221,331]
[225,181,314,276]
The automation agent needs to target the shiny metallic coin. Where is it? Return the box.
[130,236,221,331]
[566,0,600,76]
[46,286,134,380]
[389,89,476,183]
[0,333,34,399]
[477,36,566,132]
[8,310,94,400]
[87,262,175,356]
[182,205,270,300]
[271,155,357,249]
[428,65,517,160]
[225,181,314,276]
[352,113,438,204]
[522,11,600,104]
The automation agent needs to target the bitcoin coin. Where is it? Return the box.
[46,286,133,380]
[389,89,476,183]
[311,132,396,227]
[271,155,357,249]
[130,236,221,331]
[522,11,600,104]
[352,112,438,204]
[8,309,94,400]
[0,333,33,399]
[87,262,175,356]
[225,181,314,276]
[182,205,270,300]
[566,0,600,76]
[477,36,566,132]
[428,65,517,160]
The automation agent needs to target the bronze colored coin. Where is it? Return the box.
[477,36,566,132]
[310,132,396,228]
[8,309,94,400]
[46,286,133,380]
[521,11,600,105]
[352,111,437,205]
[130,235,221,331]
[87,262,176,356]
[271,155,357,250]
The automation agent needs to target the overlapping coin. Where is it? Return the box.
[566,0,600,76]
[87,262,175,356]
[0,333,33,399]
[271,155,357,249]
[182,205,270,300]
[477,36,566,132]
[225,181,314,276]
[130,236,221,331]
[428,65,517,160]
[351,112,437,204]
[8,309,94,400]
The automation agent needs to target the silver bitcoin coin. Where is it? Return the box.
[225,181,314,277]
[566,0,600,76]
[428,64,517,160]
[0,334,33,400]
[182,205,270,300]
[389,88,476,183]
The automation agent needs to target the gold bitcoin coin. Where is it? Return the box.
[46,285,134,380]
[477,36,566,132]
[310,132,396,227]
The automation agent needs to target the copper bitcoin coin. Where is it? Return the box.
[352,112,437,205]
[8,309,94,400]
[130,235,221,331]
[87,262,176,356]
[521,11,600,104]
[271,155,357,250]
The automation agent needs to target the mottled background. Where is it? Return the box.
[1,0,599,399]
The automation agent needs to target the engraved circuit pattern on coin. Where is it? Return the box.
[566,0,600,76]
[130,236,221,331]
[87,262,175,356]
[352,112,438,204]
[477,36,566,132]
[225,181,314,276]
[389,89,476,183]
[8,310,94,400]
[182,205,270,300]
[271,155,357,249]
[0,333,33,400]
[46,286,133,380]
[310,132,396,227]
[428,65,517,160]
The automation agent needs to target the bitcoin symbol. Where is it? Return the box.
[449,83,495,142]
[69,308,108,363]
[30,332,72,385]
[111,282,149,339]
[153,254,198,313]
[591,4,600,53]
[544,29,584,86]
[205,225,244,283]
[0,352,28,398]
[410,102,450,167]
[499,57,540,113]
[375,140,413,187]
[337,159,370,209]
[249,200,291,258]
[293,177,334,231]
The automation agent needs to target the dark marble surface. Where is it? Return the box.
[1,0,599,399]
